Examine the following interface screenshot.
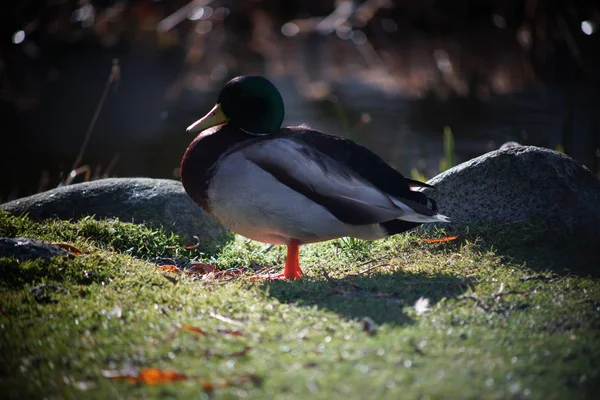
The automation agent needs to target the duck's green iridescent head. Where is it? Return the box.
[186,76,285,135]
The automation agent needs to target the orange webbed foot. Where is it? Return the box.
[249,239,303,280]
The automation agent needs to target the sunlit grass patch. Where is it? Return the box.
[0,211,599,399]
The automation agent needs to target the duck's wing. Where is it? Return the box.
[284,128,417,198]
[240,135,447,226]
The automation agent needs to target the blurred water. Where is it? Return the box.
[2,21,599,200]
[181,75,592,178]
[3,71,597,201]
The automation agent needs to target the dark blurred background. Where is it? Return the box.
[1,0,599,201]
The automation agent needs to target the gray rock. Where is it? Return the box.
[0,237,74,261]
[423,146,600,237]
[1,178,232,251]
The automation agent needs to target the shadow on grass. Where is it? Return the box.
[0,256,111,291]
[444,221,600,277]
[260,270,470,326]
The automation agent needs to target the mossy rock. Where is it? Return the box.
[424,146,600,239]
[0,178,233,252]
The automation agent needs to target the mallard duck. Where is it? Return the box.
[181,76,449,280]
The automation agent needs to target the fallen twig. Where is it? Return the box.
[493,290,527,300]
[493,282,527,301]
[209,312,245,327]
[321,268,337,284]
[184,236,201,250]
[352,255,388,269]
[253,264,281,275]
[348,282,366,291]
[456,295,489,311]
[161,273,178,285]
[422,235,461,243]
[347,263,392,277]
[520,273,563,283]
[180,323,244,337]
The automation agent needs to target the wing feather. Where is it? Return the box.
[242,138,425,225]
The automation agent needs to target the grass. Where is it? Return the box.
[1,210,599,399]
[411,125,456,182]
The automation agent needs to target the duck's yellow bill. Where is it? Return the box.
[186,103,228,134]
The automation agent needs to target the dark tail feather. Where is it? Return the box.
[427,197,437,212]
[380,219,421,235]
[407,190,437,212]
[381,190,438,235]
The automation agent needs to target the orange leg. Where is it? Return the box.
[250,239,303,280]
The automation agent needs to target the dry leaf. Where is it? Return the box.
[104,367,259,390]
[186,262,218,275]
[180,324,207,335]
[157,265,181,273]
[52,243,82,255]
[104,367,188,384]
[186,263,248,280]
[138,368,188,384]
[217,329,244,337]
[422,235,460,243]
